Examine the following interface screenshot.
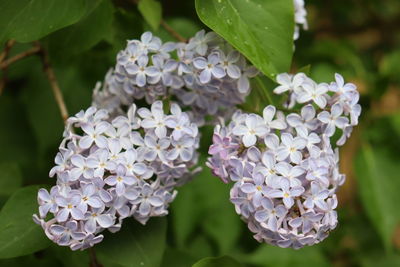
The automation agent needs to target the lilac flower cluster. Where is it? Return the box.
[293,0,308,41]
[92,30,258,126]
[207,73,360,249]
[34,101,200,250]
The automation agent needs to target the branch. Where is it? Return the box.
[160,20,187,43]
[36,43,69,123]
[0,40,16,95]
[89,247,103,267]
[0,46,40,69]
[0,40,15,63]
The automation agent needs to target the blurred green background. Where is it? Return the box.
[0,0,400,266]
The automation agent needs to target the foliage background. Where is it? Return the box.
[0,0,400,266]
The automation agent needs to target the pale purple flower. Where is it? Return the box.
[75,184,103,212]
[254,198,287,231]
[87,149,116,178]
[56,195,84,222]
[70,155,94,180]
[275,162,305,187]
[240,172,267,207]
[38,188,59,218]
[84,208,114,233]
[303,181,329,210]
[193,53,225,83]
[276,133,307,164]
[105,165,136,196]
[266,178,305,208]
[79,122,110,149]
[125,55,158,87]
[286,104,318,131]
[143,135,170,162]
[297,81,328,108]
[167,136,195,162]
[322,196,338,227]
[135,184,164,216]
[263,105,287,130]
[232,114,268,147]
[148,55,177,86]
[317,103,349,137]
[50,221,86,246]
[220,50,241,79]
[139,101,167,138]
[289,211,323,234]
[273,73,305,94]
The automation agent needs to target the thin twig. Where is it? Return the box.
[0,40,15,63]
[0,46,41,69]
[0,40,16,95]
[89,247,103,267]
[160,20,187,42]
[36,43,69,123]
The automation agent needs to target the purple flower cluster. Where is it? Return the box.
[207,73,360,249]
[92,30,259,126]
[33,101,200,250]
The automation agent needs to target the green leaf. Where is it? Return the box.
[297,64,311,76]
[171,158,242,254]
[47,0,115,58]
[244,244,330,267]
[160,247,197,267]
[96,217,167,267]
[0,95,37,168]
[138,0,162,31]
[0,185,51,259]
[0,162,23,197]
[0,0,100,43]
[195,0,294,79]
[50,244,90,267]
[192,255,242,267]
[354,144,400,251]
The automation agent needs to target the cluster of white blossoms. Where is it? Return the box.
[92,30,258,126]
[293,0,308,41]
[34,101,200,250]
[207,73,360,249]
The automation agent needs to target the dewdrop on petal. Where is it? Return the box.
[207,73,360,249]
[34,101,200,250]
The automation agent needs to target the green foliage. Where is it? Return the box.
[0,162,22,197]
[47,0,115,59]
[0,185,50,258]
[354,144,400,251]
[0,0,100,44]
[171,158,242,254]
[192,255,242,267]
[0,0,399,266]
[195,0,294,80]
[243,244,330,267]
[138,0,162,31]
[96,218,167,267]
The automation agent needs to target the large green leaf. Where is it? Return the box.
[354,144,400,251]
[244,244,330,267]
[0,0,100,44]
[138,0,162,31]
[195,0,294,79]
[0,185,50,258]
[96,217,167,267]
[0,162,23,197]
[171,158,241,254]
[47,0,114,59]
[160,247,197,267]
[192,255,242,267]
